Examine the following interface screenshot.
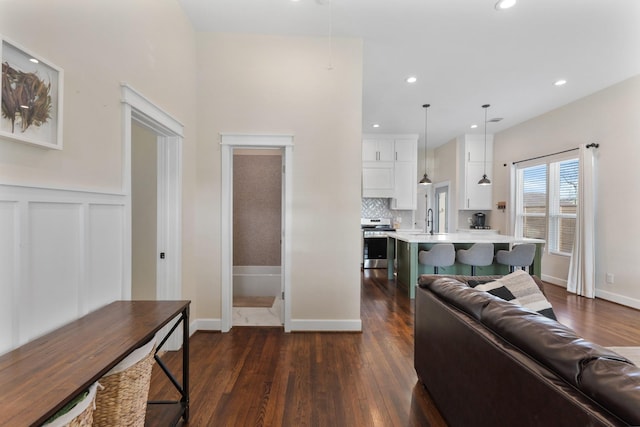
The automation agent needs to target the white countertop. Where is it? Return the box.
[387,231,545,245]
[455,228,500,234]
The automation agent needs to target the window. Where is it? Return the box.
[516,157,578,255]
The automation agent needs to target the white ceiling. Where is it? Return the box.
[178,0,640,147]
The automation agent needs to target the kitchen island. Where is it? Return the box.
[386,232,545,299]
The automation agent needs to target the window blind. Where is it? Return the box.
[516,157,578,255]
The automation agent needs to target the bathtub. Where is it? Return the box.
[233,265,282,297]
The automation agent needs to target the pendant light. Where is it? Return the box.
[478,104,492,186]
[419,103,432,185]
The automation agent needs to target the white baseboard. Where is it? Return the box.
[541,274,567,287]
[538,279,640,311]
[596,289,640,311]
[191,318,221,334]
[190,318,362,333]
[288,319,362,332]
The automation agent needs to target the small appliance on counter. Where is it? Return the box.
[361,218,395,269]
[470,212,491,229]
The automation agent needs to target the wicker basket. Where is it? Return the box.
[44,382,99,427]
[93,339,156,427]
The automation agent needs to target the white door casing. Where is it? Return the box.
[221,134,294,332]
[122,84,184,349]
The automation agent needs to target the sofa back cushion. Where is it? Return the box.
[580,357,640,425]
[480,299,631,388]
[420,277,490,320]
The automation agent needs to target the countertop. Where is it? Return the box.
[387,231,545,245]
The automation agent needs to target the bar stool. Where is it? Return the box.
[496,243,536,273]
[456,243,494,276]
[418,243,455,274]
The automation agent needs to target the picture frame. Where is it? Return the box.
[1,36,63,149]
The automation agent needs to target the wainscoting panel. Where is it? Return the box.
[0,201,17,354]
[25,202,83,342]
[87,204,125,313]
[0,184,127,353]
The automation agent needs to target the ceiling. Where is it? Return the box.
[177,0,640,147]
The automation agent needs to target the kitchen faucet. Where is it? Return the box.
[427,208,434,235]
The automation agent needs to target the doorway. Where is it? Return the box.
[122,84,184,349]
[131,122,157,300]
[221,134,293,332]
[434,183,450,233]
[232,148,283,326]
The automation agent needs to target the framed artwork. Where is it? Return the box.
[1,37,63,149]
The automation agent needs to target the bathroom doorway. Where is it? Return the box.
[232,148,283,327]
[220,134,293,332]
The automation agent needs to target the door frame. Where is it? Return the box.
[221,134,293,332]
[434,181,451,233]
[121,84,184,304]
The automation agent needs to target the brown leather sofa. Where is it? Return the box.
[415,275,640,427]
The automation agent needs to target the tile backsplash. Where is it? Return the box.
[361,198,414,229]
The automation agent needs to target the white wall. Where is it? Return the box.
[492,75,640,307]
[0,0,199,350]
[0,3,364,339]
[195,33,363,326]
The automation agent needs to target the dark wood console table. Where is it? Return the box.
[0,300,190,427]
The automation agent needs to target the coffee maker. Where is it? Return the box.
[471,212,489,229]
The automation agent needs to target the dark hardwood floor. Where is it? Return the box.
[542,281,640,347]
[147,271,640,426]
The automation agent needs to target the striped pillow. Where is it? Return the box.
[475,270,557,320]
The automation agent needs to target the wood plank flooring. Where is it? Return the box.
[542,282,640,346]
[147,271,640,426]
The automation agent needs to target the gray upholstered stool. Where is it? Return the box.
[456,243,495,276]
[418,243,455,274]
[496,243,536,273]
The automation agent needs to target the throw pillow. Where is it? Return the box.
[474,270,557,320]
[467,279,493,288]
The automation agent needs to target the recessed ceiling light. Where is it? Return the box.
[372,124,380,128]
[29,58,39,64]
[406,76,417,84]
[470,124,478,129]
[554,79,567,86]
[495,0,516,10]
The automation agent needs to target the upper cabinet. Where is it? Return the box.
[390,138,418,210]
[362,138,395,198]
[362,135,418,210]
[457,134,493,210]
[362,139,395,163]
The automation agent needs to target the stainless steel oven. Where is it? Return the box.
[361,218,394,269]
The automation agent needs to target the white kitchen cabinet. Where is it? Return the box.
[390,138,417,210]
[362,139,394,162]
[362,139,395,197]
[458,134,493,210]
[362,135,418,205]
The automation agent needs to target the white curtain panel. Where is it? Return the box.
[567,144,597,297]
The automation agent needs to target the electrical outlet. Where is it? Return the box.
[605,273,614,284]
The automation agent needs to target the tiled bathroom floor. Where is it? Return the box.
[233,297,282,326]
